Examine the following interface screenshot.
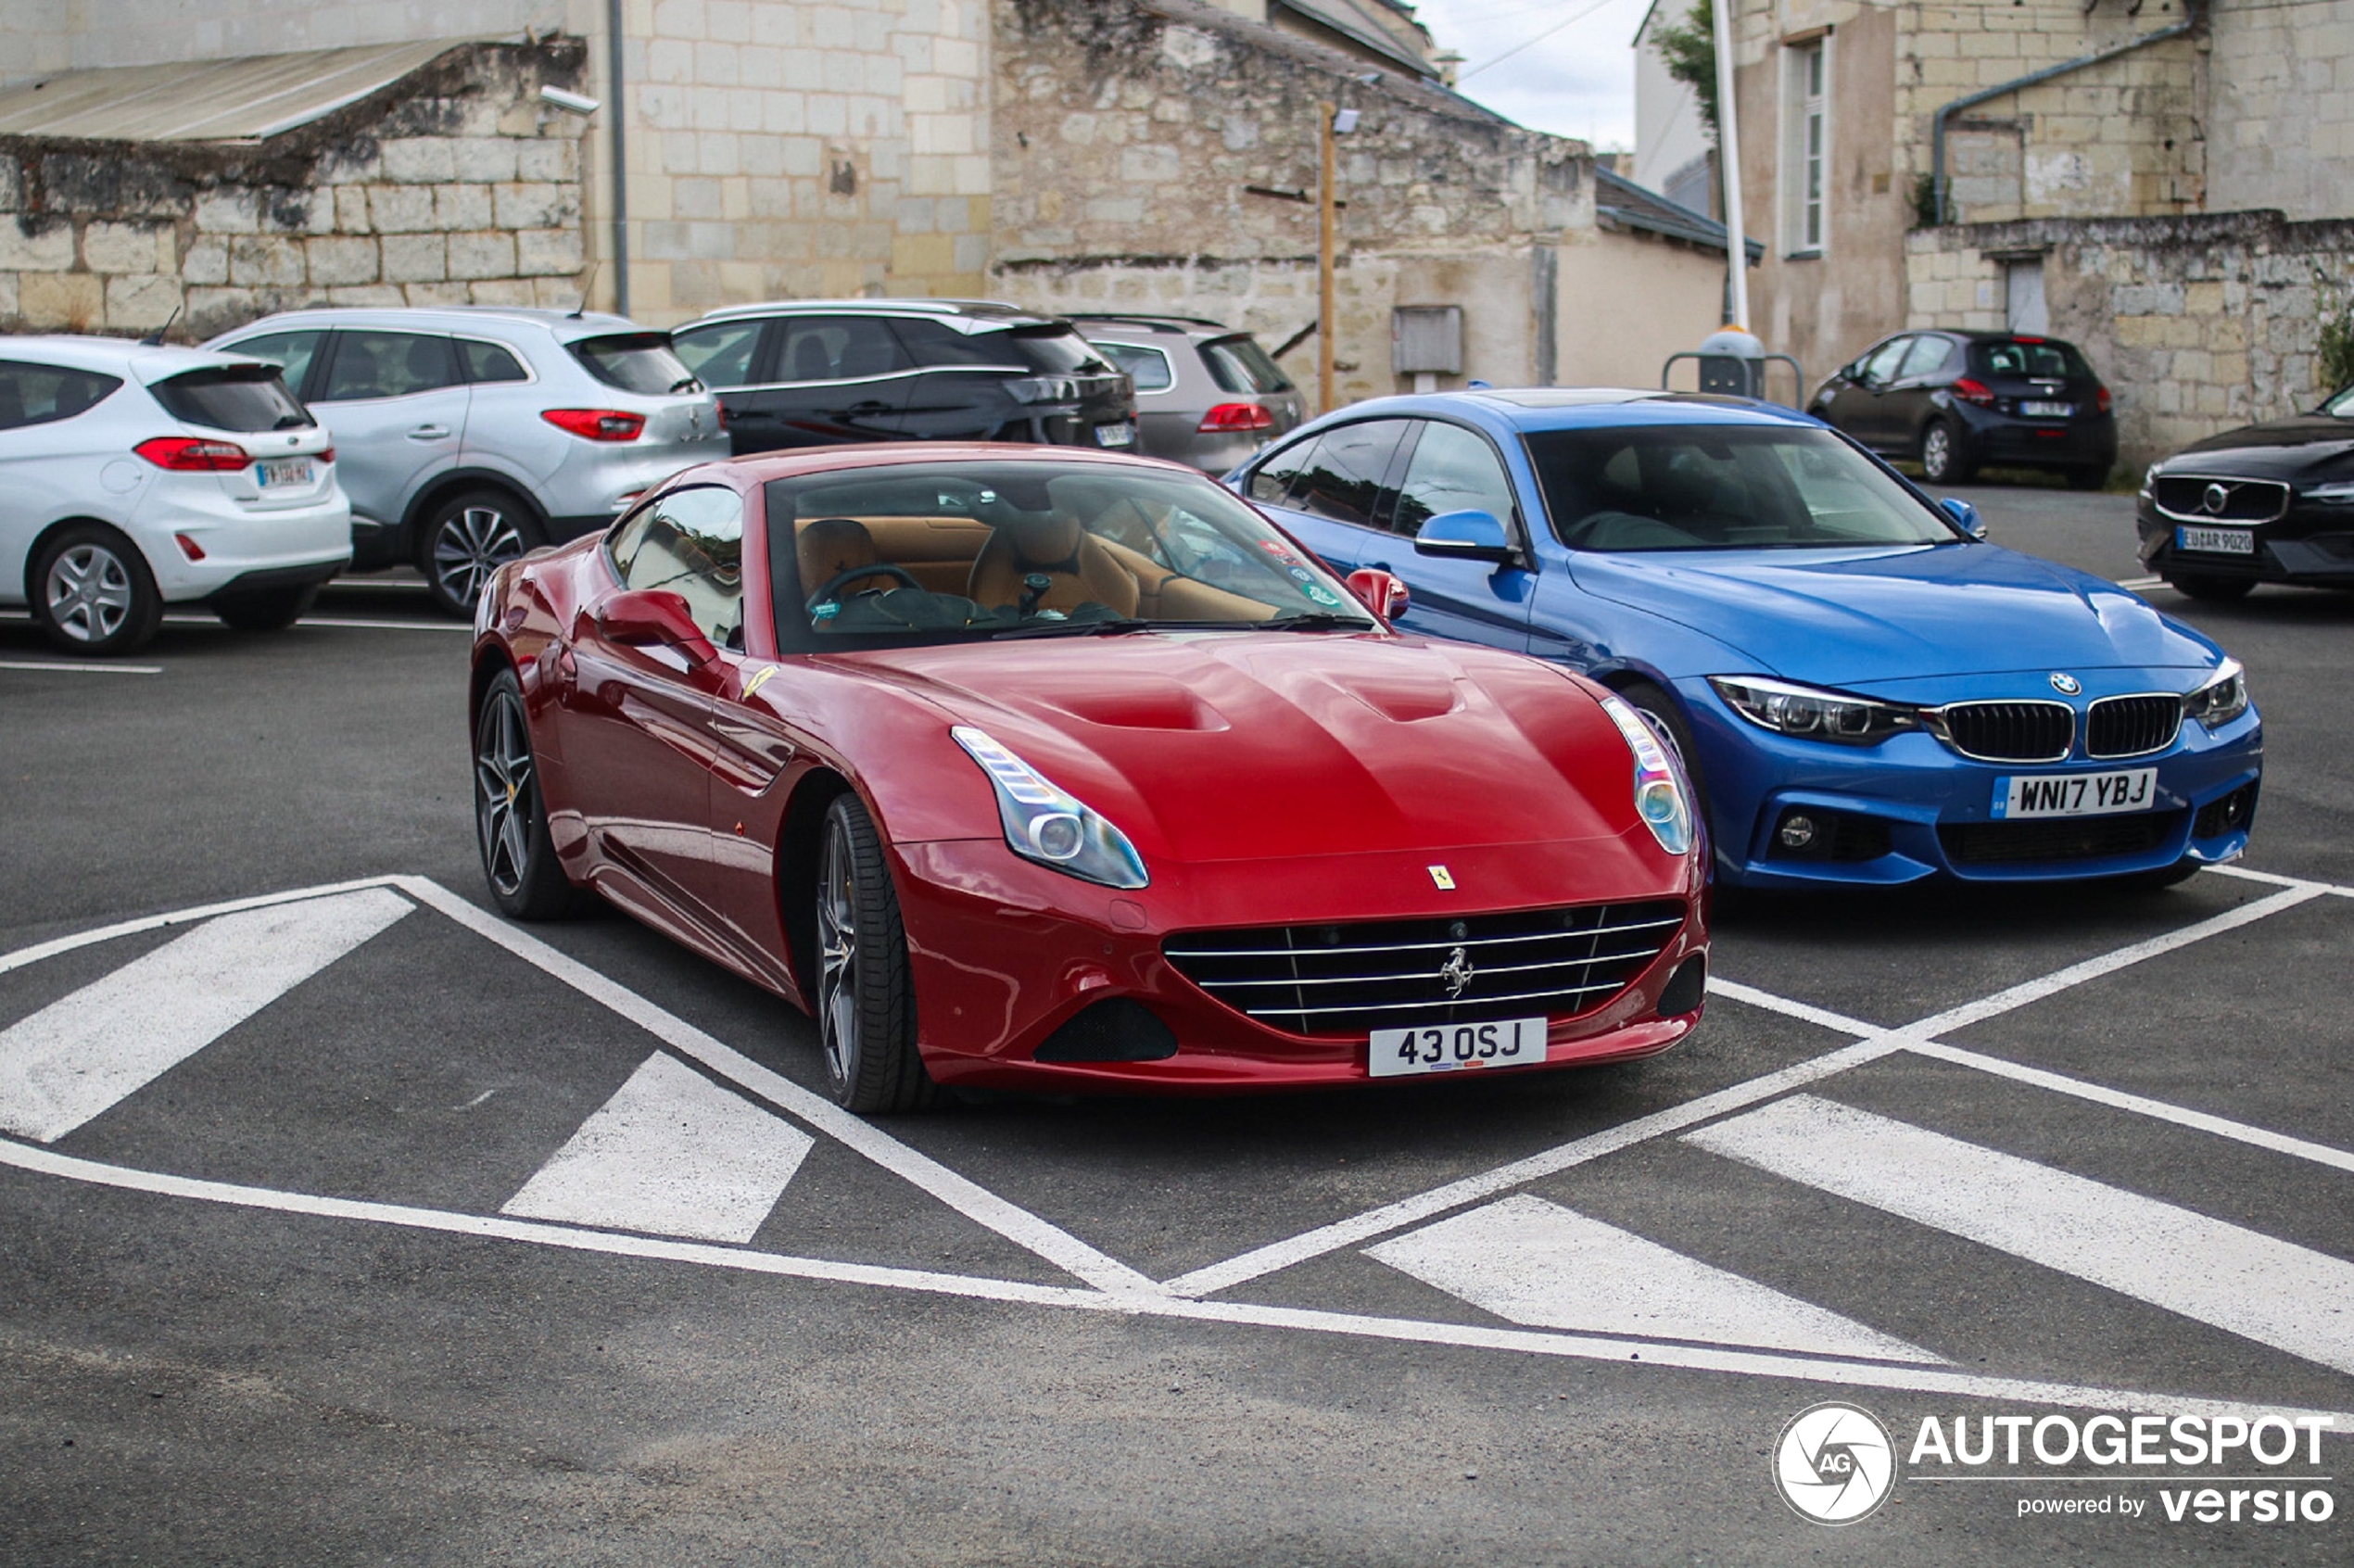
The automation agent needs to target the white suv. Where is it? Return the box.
[0,336,349,656]
[208,308,727,615]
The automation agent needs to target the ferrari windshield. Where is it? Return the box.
[766,460,1372,645]
[1525,424,1963,551]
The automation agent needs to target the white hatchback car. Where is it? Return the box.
[0,337,350,655]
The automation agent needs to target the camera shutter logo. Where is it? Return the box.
[1773,1402,1896,1525]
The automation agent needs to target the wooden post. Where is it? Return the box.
[1318,99,1337,415]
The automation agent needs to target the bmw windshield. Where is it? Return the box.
[765,461,1372,649]
[1526,424,1964,551]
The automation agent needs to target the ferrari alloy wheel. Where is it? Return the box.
[33,525,161,656]
[473,668,579,920]
[425,489,537,619]
[814,793,939,1114]
[1918,419,1974,485]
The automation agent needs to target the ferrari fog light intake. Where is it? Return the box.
[1710,676,1916,744]
[952,726,1149,889]
[2183,658,2248,730]
[1656,955,1706,1018]
[1597,695,1694,855]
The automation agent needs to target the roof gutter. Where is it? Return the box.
[1930,12,2197,226]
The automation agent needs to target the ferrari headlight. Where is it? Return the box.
[1709,676,1917,745]
[951,727,1148,889]
[1597,694,1694,856]
[2183,657,2248,729]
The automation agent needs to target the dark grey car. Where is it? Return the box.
[1072,316,1305,474]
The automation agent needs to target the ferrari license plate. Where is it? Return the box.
[1992,767,2158,819]
[1369,1016,1548,1078]
[256,457,313,487]
[2177,524,2254,555]
[2020,399,2073,418]
[1095,420,1136,449]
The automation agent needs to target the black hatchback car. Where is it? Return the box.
[2136,385,2354,601]
[1810,330,2117,488]
[669,299,1134,456]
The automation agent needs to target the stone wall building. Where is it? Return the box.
[0,0,1732,408]
[1691,0,2354,469]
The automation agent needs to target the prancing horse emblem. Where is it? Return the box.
[1427,864,1455,891]
[1439,945,1474,1000]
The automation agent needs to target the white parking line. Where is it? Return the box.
[2117,575,2165,589]
[0,658,161,675]
[1690,1095,2354,1376]
[0,1132,2343,1425]
[502,1053,816,1244]
[2213,862,2354,899]
[297,616,470,632]
[0,888,411,1143]
[0,877,403,980]
[1366,1194,1942,1363]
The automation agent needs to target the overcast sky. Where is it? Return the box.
[1408,0,1659,151]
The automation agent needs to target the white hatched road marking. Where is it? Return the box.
[0,887,411,1143]
[501,1053,815,1243]
[1688,1095,2354,1377]
[1162,883,2324,1298]
[1366,1193,1942,1363]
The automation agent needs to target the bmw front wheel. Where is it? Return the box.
[814,793,939,1114]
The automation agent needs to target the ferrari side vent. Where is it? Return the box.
[1163,901,1684,1038]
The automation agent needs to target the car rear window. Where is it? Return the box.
[1095,342,1174,391]
[1202,335,1293,395]
[1969,338,2093,380]
[572,333,700,395]
[993,324,1114,375]
[151,365,312,432]
[0,360,121,429]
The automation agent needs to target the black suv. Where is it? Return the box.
[1810,330,2117,488]
[669,299,1135,455]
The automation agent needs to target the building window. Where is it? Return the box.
[1783,40,1828,256]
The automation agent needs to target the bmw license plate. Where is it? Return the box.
[2021,399,2073,418]
[1095,421,1136,449]
[1992,767,2158,820]
[1369,1016,1548,1078]
[2176,524,2254,555]
[256,457,314,487]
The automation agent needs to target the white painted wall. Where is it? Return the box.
[1631,2,1708,201]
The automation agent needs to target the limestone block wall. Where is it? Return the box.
[0,40,589,339]
[609,0,994,320]
[2208,1,2354,221]
[1906,210,2354,471]
[991,0,1590,411]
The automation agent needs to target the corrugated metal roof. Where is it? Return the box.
[0,41,474,143]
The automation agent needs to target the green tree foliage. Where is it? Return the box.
[2318,268,2354,395]
[1652,1,1718,143]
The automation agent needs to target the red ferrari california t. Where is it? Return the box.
[469,447,1708,1111]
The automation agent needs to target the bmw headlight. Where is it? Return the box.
[1597,695,1694,856]
[1709,676,1917,745]
[2183,657,2249,729]
[951,727,1148,889]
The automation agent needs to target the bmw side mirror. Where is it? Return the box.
[1412,509,1516,564]
[597,588,718,664]
[1939,496,1989,539]
[1345,568,1410,623]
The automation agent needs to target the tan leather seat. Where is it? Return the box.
[966,510,1141,617]
[797,517,901,601]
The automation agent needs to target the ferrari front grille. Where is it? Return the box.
[2085,693,2183,759]
[1930,700,2075,763]
[1161,900,1685,1037]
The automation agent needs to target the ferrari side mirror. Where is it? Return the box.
[1346,568,1410,622]
[597,588,718,664]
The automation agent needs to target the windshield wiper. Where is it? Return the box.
[1257,611,1376,631]
[990,616,1158,639]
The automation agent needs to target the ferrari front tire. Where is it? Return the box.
[815,793,939,1114]
[473,667,579,920]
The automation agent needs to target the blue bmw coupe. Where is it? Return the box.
[1227,390,2261,890]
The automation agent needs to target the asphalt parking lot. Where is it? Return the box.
[2,485,2349,1565]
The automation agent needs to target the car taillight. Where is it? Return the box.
[320,447,335,463]
[1952,377,1995,408]
[135,436,250,471]
[2095,386,2112,413]
[541,409,647,441]
[1198,402,1274,433]
[712,403,728,431]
